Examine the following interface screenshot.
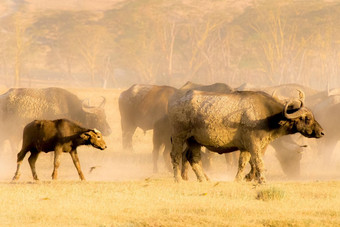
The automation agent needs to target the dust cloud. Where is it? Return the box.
[0,87,339,183]
[1,0,340,183]
[1,124,339,183]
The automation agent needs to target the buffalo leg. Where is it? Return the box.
[152,134,162,173]
[163,141,172,172]
[186,138,208,182]
[245,159,256,182]
[28,150,40,181]
[52,147,62,180]
[235,151,251,182]
[181,147,190,180]
[12,147,29,181]
[249,147,266,184]
[121,120,136,152]
[70,150,85,181]
[170,136,184,182]
[201,149,213,171]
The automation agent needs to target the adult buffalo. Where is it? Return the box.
[0,87,111,151]
[118,84,177,151]
[152,82,234,172]
[168,90,324,184]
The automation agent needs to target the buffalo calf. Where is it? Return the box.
[12,119,107,181]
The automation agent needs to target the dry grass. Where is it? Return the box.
[0,180,340,226]
[0,87,340,226]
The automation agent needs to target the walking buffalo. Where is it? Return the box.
[152,82,233,173]
[12,119,107,181]
[168,90,324,184]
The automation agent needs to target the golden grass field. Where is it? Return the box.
[0,87,340,226]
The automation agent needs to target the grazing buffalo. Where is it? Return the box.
[168,90,324,184]
[0,88,111,151]
[119,84,177,151]
[12,119,107,181]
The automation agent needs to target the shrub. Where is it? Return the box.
[256,187,285,201]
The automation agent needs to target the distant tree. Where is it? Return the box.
[73,23,110,86]
[0,10,34,87]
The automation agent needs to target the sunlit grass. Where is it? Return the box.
[256,186,285,201]
[1,180,340,226]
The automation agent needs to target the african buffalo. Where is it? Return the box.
[12,119,107,181]
[152,82,233,173]
[0,88,111,151]
[168,90,324,184]
[118,84,177,151]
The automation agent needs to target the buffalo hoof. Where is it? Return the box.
[12,174,20,181]
[174,176,182,183]
[257,177,266,185]
[245,173,255,182]
[197,176,207,182]
[181,173,189,181]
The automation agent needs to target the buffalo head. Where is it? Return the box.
[81,129,107,150]
[284,100,324,139]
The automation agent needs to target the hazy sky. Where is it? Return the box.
[1,0,124,12]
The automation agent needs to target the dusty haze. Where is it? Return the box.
[0,87,339,183]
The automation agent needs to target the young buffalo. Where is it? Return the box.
[12,119,107,181]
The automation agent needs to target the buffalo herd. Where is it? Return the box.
[1,82,339,183]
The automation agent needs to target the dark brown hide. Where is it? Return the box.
[12,119,107,181]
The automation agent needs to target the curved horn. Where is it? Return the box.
[284,100,306,119]
[271,89,278,100]
[82,96,106,109]
[297,89,305,104]
[82,98,97,113]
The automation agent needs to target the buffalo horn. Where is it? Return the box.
[297,89,305,103]
[283,100,306,119]
[82,96,106,112]
[271,89,279,100]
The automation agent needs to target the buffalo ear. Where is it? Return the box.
[278,120,287,126]
[80,132,91,140]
